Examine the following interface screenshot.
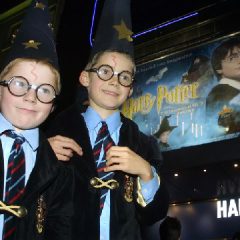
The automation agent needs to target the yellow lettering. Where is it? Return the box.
[121,93,156,119]
[122,83,199,118]
[156,83,199,112]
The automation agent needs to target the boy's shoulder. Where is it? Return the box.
[46,103,87,139]
[120,113,139,128]
[57,103,85,117]
[29,130,73,183]
[120,113,150,139]
[50,103,85,126]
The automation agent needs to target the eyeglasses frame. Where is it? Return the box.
[0,76,57,104]
[86,64,134,87]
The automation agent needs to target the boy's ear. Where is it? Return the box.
[79,71,90,87]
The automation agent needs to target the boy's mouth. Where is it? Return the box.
[17,107,36,113]
[103,89,119,96]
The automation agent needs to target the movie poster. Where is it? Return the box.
[122,34,240,151]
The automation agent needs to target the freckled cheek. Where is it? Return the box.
[1,92,15,107]
[39,103,53,113]
[92,80,104,92]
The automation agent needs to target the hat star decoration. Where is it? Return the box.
[113,20,133,42]
[21,2,46,49]
[1,0,59,71]
[88,0,134,59]
[22,40,42,49]
[21,1,46,50]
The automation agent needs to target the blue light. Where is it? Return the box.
[89,1,199,45]
[132,12,199,38]
[89,0,99,47]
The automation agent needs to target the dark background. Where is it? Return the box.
[1,1,240,238]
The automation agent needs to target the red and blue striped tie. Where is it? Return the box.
[2,131,26,239]
[93,121,115,214]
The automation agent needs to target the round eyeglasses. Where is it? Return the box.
[86,64,134,87]
[0,76,57,104]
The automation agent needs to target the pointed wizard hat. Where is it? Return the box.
[90,0,134,59]
[154,115,177,138]
[2,0,59,71]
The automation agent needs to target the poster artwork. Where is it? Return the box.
[122,35,240,151]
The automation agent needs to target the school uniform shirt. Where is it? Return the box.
[0,113,73,240]
[0,113,38,237]
[46,103,169,240]
[82,107,160,240]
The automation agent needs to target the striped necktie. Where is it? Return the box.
[2,131,26,240]
[93,121,115,214]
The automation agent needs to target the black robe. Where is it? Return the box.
[47,104,169,240]
[0,131,73,240]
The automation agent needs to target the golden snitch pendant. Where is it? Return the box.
[124,175,133,203]
[36,194,46,234]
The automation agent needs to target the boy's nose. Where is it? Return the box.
[23,88,37,103]
[109,74,119,86]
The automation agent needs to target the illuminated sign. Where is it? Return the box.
[217,199,240,218]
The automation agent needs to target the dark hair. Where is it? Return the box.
[159,216,181,240]
[211,38,240,80]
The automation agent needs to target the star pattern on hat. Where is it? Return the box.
[22,40,42,49]
[113,20,133,42]
[35,2,46,10]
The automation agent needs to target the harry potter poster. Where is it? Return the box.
[122,33,240,151]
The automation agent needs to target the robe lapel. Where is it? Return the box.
[73,115,97,178]
[21,133,59,205]
[119,115,138,152]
